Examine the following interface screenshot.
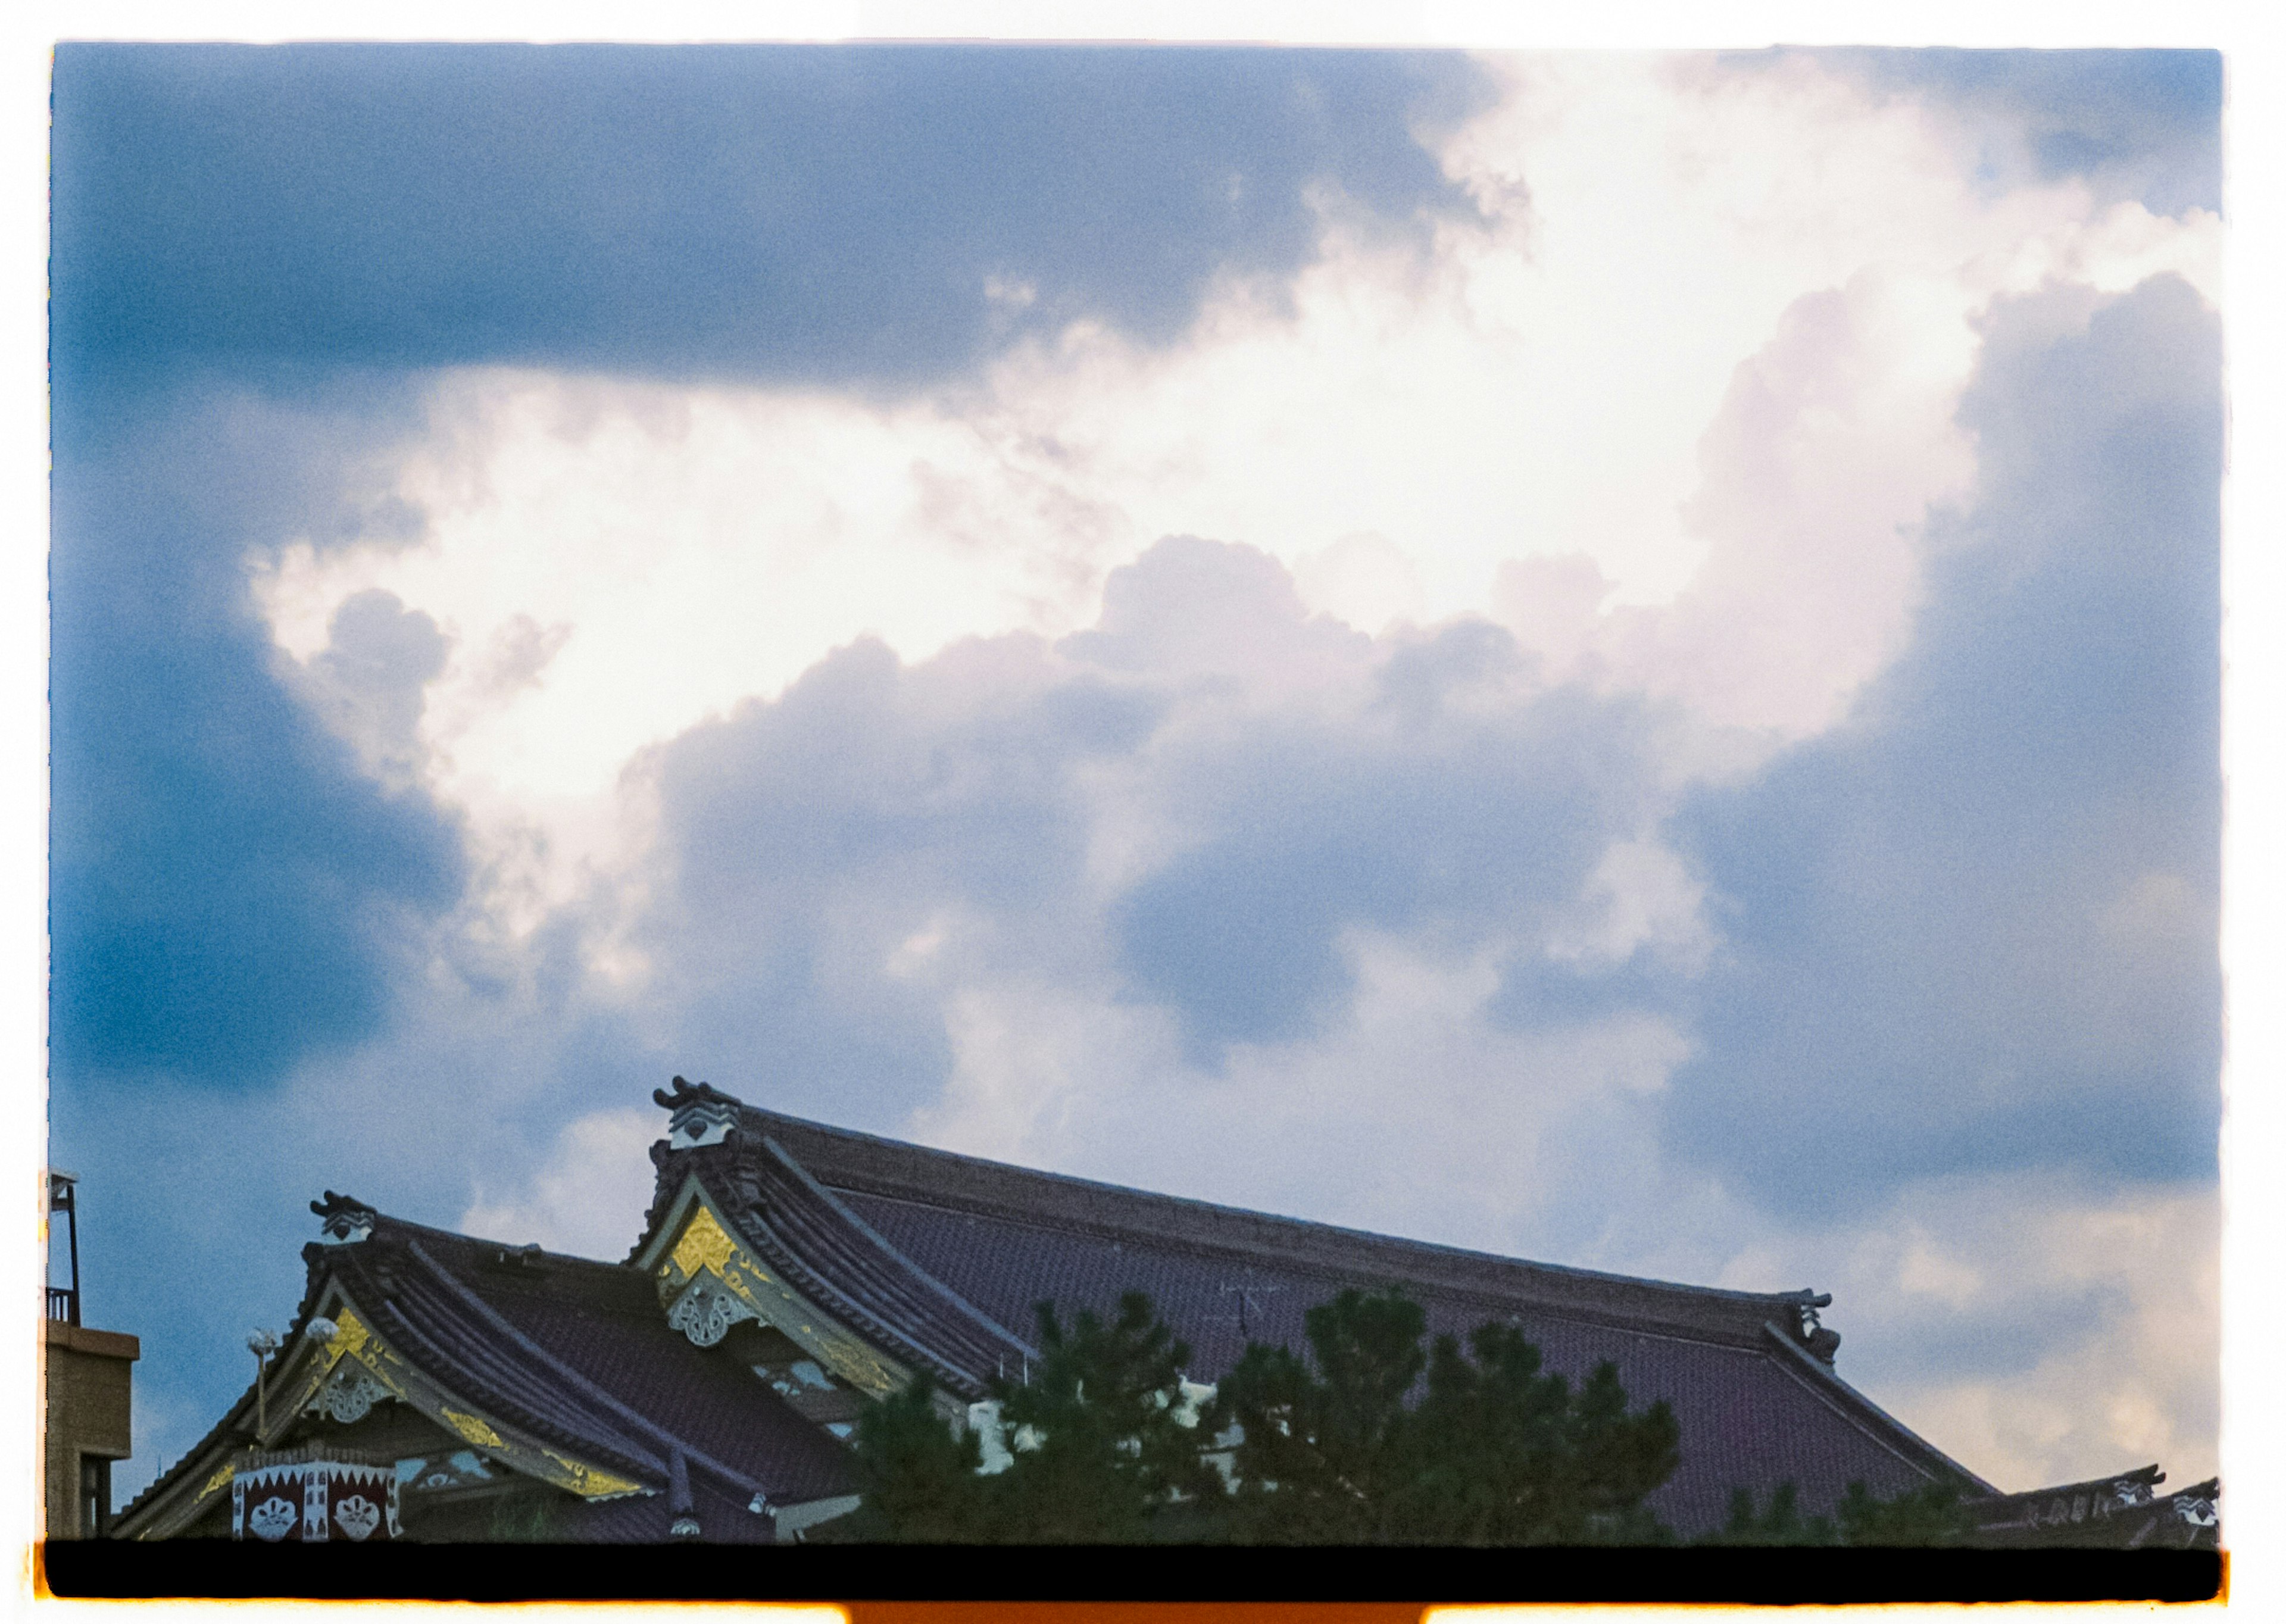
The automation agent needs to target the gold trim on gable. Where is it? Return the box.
[443,1408,506,1448]
[294,1289,652,1504]
[327,1306,374,1360]
[654,1188,907,1397]
[543,1448,647,1501]
[667,1203,743,1285]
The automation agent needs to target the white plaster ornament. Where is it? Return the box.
[333,1495,382,1541]
[666,1273,757,1348]
[248,1497,297,1541]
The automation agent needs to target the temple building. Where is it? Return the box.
[112,1078,2221,1548]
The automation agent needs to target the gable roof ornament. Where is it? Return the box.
[657,1076,741,1150]
[311,1192,377,1246]
[1791,1292,1842,1362]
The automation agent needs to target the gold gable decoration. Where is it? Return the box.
[544,1448,647,1501]
[667,1203,743,1285]
[654,1191,905,1396]
[276,1304,411,1436]
[442,1408,505,1448]
[274,1291,652,1506]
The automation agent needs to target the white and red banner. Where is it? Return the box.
[231,1453,401,1542]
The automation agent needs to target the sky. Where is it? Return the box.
[45,40,2229,1507]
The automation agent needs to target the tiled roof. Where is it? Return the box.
[639,1123,1034,1398]
[1967,1466,2222,1551]
[638,1080,1992,1534]
[116,1205,855,1541]
[363,1220,855,1506]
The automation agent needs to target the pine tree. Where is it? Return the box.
[987,1291,1228,1542]
[1211,1288,1427,1542]
[1697,1478,1973,1546]
[836,1373,989,1542]
[1210,1288,1680,1545]
[844,1285,1685,1545]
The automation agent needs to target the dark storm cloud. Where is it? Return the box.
[48,40,1479,1093]
[52,43,1488,396]
[48,387,467,1090]
[1664,274,2222,1215]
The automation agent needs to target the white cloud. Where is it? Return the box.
[245,52,2216,941]
[910,923,1699,1262]
[1713,1176,2220,1491]
[1544,838,1715,971]
[460,1108,662,1261]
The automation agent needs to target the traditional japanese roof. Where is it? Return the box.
[631,1078,1995,1535]
[123,1075,2210,1550]
[1966,1466,2222,1551]
[116,1200,855,1542]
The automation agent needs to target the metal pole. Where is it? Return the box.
[64,1188,81,1327]
[248,1329,280,1439]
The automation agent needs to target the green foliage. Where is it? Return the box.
[837,1373,989,1542]
[1699,1479,1974,1547]
[988,1291,1229,1542]
[482,1489,564,1542]
[839,1292,1222,1544]
[1701,1482,1835,1546]
[1210,1289,1680,1545]
[844,1285,1684,1545]
[1836,1479,1972,1547]
[1210,1288,1426,1542]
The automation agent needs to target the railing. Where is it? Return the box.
[46,1286,79,1326]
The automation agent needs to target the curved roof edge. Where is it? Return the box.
[647,1081,1835,1355]
[1759,1321,1996,1494]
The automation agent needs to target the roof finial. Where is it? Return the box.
[311,1192,377,1246]
[656,1077,741,1150]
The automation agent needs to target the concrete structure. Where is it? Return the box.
[44,1320,139,1539]
[43,1170,139,1540]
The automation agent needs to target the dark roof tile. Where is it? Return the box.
[638,1091,1993,1532]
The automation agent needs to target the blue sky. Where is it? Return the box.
[48,43,2225,1502]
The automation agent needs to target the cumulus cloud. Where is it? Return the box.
[49,385,464,1089]
[461,1109,663,1260]
[1713,1175,2220,1490]
[246,53,2218,947]
[54,45,1482,389]
[1666,273,2222,1214]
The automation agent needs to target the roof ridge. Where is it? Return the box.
[371,1210,638,1274]
[1965,1463,2166,1505]
[1758,1320,1993,1492]
[733,1098,1825,1311]
[760,1134,1041,1362]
